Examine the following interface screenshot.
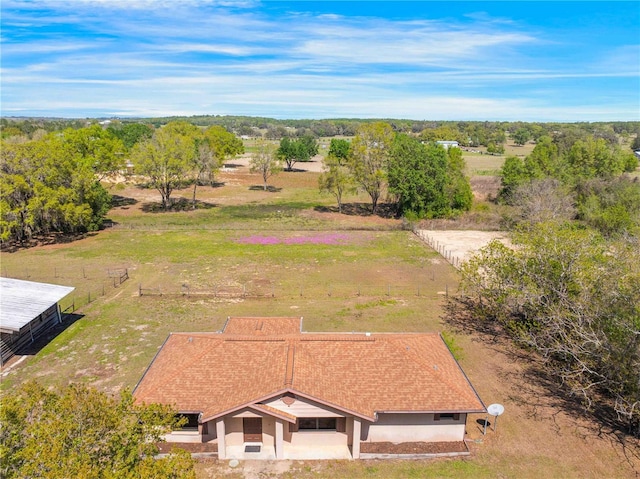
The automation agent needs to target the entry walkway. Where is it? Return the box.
[283,444,352,460]
[226,444,276,460]
[225,444,352,460]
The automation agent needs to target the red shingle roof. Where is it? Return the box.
[133,317,485,420]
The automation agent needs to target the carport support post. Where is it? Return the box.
[352,418,361,459]
[216,419,226,459]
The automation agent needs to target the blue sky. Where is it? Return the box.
[1,1,639,121]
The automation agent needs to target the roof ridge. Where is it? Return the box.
[284,343,295,386]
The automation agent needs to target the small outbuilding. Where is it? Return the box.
[0,278,74,365]
[436,140,459,150]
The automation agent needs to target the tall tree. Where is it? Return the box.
[108,122,154,150]
[446,146,473,213]
[202,125,244,183]
[0,381,195,479]
[387,134,449,218]
[319,154,355,214]
[568,137,625,179]
[524,135,563,180]
[512,128,531,146]
[349,122,394,213]
[0,135,111,242]
[328,138,350,160]
[277,136,318,171]
[62,124,126,180]
[499,156,527,203]
[250,139,282,191]
[189,126,244,206]
[132,121,199,209]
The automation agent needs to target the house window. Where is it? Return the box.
[298,418,337,430]
[175,413,199,431]
[434,413,460,421]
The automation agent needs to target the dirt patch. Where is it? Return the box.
[361,441,467,455]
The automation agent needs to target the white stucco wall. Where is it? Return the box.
[264,395,346,418]
[363,413,466,443]
[225,417,244,446]
[289,430,348,447]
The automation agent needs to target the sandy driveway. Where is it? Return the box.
[416,230,510,267]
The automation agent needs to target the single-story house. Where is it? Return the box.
[133,317,485,460]
[0,278,74,365]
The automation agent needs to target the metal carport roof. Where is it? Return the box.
[0,278,74,333]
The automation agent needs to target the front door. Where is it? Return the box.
[243,417,262,443]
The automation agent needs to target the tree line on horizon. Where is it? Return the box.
[4,116,640,150]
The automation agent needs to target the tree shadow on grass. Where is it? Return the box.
[249,185,282,192]
[0,232,98,253]
[314,202,398,219]
[110,195,138,208]
[140,198,218,213]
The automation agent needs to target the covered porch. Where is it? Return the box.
[211,408,362,460]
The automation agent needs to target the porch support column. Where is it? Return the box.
[352,418,361,459]
[275,420,284,459]
[216,419,226,460]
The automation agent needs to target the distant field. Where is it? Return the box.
[241,135,521,178]
[462,139,536,176]
[1,153,637,479]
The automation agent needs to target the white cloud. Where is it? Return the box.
[1,1,638,120]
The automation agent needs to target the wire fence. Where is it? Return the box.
[2,267,130,313]
[137,280,450,300]
[413,229,464,269]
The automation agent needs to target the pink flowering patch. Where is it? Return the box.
[236,233,350,245]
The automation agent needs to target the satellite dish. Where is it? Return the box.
[487,403,505,416]
[483,403,505,435]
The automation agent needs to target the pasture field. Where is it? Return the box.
[1,159,637,478]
